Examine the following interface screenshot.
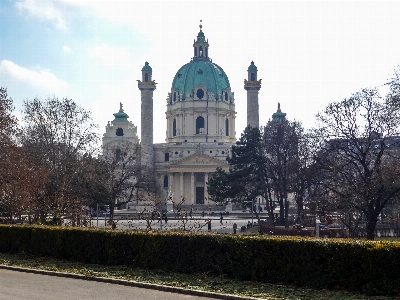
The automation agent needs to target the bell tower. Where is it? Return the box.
[244,61,261,128]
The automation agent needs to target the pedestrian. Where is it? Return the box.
[233,223,237,234]
[189,208,193,218]
[164,214,168,224]
[207,219,211,232]
[247,221,252,229]
[202,211,205,218]
[220,214,223,225]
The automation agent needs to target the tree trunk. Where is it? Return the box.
[366,213,378,240]
[279,197,285,226]
[284,197,289,229]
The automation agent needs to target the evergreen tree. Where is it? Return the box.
[208,126,268,222]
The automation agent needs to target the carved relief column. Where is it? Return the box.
[180,172,184,199]
[191,172,195,204]
[204,172,209,202]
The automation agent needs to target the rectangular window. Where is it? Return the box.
[195,172,204,183]
[165,153,169,162]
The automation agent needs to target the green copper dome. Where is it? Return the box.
[171,60,231,101]
[113,103,129,122]
[142,61,152,71]
[248,61,257,71]
[272,103,286,122]
[197,30,205,42]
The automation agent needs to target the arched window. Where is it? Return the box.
[163,175,168,188]
[199,46,203,57]
[116,149,124,162]
[196,116,205,134]
[173,118,176,136]
[196,88,204,99]
[251,73,255,81]
[116,128,124,136]
[173,92,176,102]
[225,119,229,136]
[194,47,197,57]
[205,47,208,57]
[224,92,228,101]
[145,73,149,82]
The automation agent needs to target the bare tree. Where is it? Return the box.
[101,140,144,219]
[20,96,100,224]
[0,88,50,223]
[314,88,400,239]
[262,112,303,228]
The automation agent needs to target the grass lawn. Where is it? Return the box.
[0,252,396,300]
[376,237,400,242]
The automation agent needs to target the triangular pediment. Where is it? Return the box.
[170,153,227,167]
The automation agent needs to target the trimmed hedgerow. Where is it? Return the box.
[0,225,399,296]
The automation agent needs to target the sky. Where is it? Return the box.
[1,0,400,144]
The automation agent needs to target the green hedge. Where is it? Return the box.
[0,225,399,296]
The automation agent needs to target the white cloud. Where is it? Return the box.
[15,0,68,30]
[63,45,72,54]
[90,43,131,67]
[0,60,68,90]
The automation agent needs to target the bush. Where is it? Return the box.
[0,225,399,296]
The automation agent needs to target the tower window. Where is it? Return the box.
[195,47,197,57]
[224,92,228,101]
[145,73,149,82]
[116,149,124,162]
[199,46,203,57]
[165,153,169,162]
[205,47,208,57]
[196,116,205,134]
[196,89,204,99]
[163,175,168,188]
[173,92,176,102]
[251,73,255,81]
[173,119,177,136]
[116,128,124,136]
[225,119,229,136]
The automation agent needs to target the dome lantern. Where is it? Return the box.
[193,20,209,60]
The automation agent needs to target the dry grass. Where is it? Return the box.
[0,252,396,300]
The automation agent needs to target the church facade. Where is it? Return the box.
[102,25,261,208]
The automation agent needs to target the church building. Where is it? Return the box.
[102,24,262,209]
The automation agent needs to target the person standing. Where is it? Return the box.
[207,219,211,232]
[233,223,237,234]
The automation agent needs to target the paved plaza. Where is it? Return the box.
[91,213,264,235]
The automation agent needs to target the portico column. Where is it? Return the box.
[180,172,184,199]
[169,173,174,197]
[191,172,195,204]
[204,172,209,202]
